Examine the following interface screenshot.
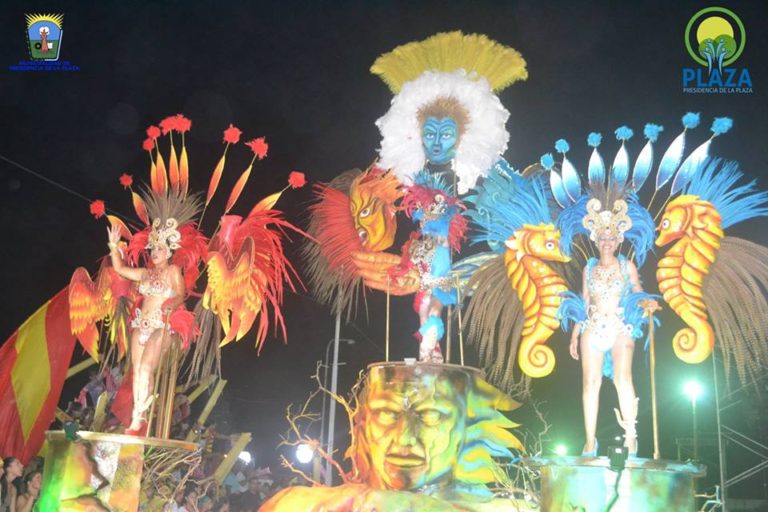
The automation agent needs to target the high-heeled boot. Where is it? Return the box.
[614,397,639,458]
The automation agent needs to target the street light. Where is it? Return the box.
[319,336,356,485]
[296,443,314,464]
[683,380,703,460]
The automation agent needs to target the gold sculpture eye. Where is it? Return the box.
[373,408,399,426]
[545,241,555,251]
[418,409,443,427]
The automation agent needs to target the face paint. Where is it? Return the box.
[422,117,458,165]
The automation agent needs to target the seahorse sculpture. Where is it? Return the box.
[656,195,722,363]
[503,224,570,377]
[655,159,768,381]
[458,162,569,391]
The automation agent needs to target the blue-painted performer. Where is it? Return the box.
[305,32,528,362]
[392,173,467,362]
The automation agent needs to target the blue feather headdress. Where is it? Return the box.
[542,113,734,267]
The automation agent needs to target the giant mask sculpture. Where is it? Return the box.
[348,168,400,252]
[260,363,530,511]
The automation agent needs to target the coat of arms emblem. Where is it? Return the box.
[25,13,64,61]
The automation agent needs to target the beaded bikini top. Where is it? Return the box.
[587,257,629,302]
[138,268,176,299]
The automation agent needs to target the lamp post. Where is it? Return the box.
[318,319,356,485]
[684,380,703,460]
[318,336,356,451]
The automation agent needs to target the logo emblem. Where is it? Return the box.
[684,7,745,74]
[25,13,64,61]
[682,6,752,94]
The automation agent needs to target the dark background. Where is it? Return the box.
[1,0,766,499]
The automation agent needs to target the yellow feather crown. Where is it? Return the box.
[371,31,528,94]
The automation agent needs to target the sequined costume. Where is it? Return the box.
[583,257,634,352]
[130,268,178,345]
[396,173,468,363]
[410,202,458,307]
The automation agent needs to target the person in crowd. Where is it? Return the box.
[15,471,41,512]
[1,457,24,512]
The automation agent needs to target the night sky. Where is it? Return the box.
[1,0,766,497]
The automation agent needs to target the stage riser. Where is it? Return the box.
[530,457,705,512]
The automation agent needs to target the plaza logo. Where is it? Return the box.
[682,6,752,94]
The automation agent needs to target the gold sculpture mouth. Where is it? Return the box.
[385,453,426,468]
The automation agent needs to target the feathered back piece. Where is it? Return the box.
[371,31,528,94]
[142,188,203,231]
[684,159,768,228]
[466,161,553,250]
[546,113,734,208]
[704,238,768,385]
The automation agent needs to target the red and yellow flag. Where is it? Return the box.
[0,288,77,463]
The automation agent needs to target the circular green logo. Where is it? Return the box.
[685,6,745,67]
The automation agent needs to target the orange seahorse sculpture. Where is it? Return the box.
[504,224,570,377]
[656,195,722,364]
[458,165,570,390]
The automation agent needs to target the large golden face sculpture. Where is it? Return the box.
[348,169,402,252]
[358,365,467,490]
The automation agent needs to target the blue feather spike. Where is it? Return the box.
[620,290,662,339]
[625,197,656,267]
[540,153,555,170]
[711,117,733,136]
[682,112,701,129]
[655,130,686,190]
[557,291,587,332]
[549,171,571,208]
[631,139,654,192]
[588,147,605,187]
[643,123,663,143]
[555,139,570,153]
[561,155,582,202]
[615,126,634,141]
[556,195,589,257]
[671,141,711,195]
[611,143,630,187]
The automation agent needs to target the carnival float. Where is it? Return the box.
[1,28,766,512]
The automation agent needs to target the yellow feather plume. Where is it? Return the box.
[371,31,528,93]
